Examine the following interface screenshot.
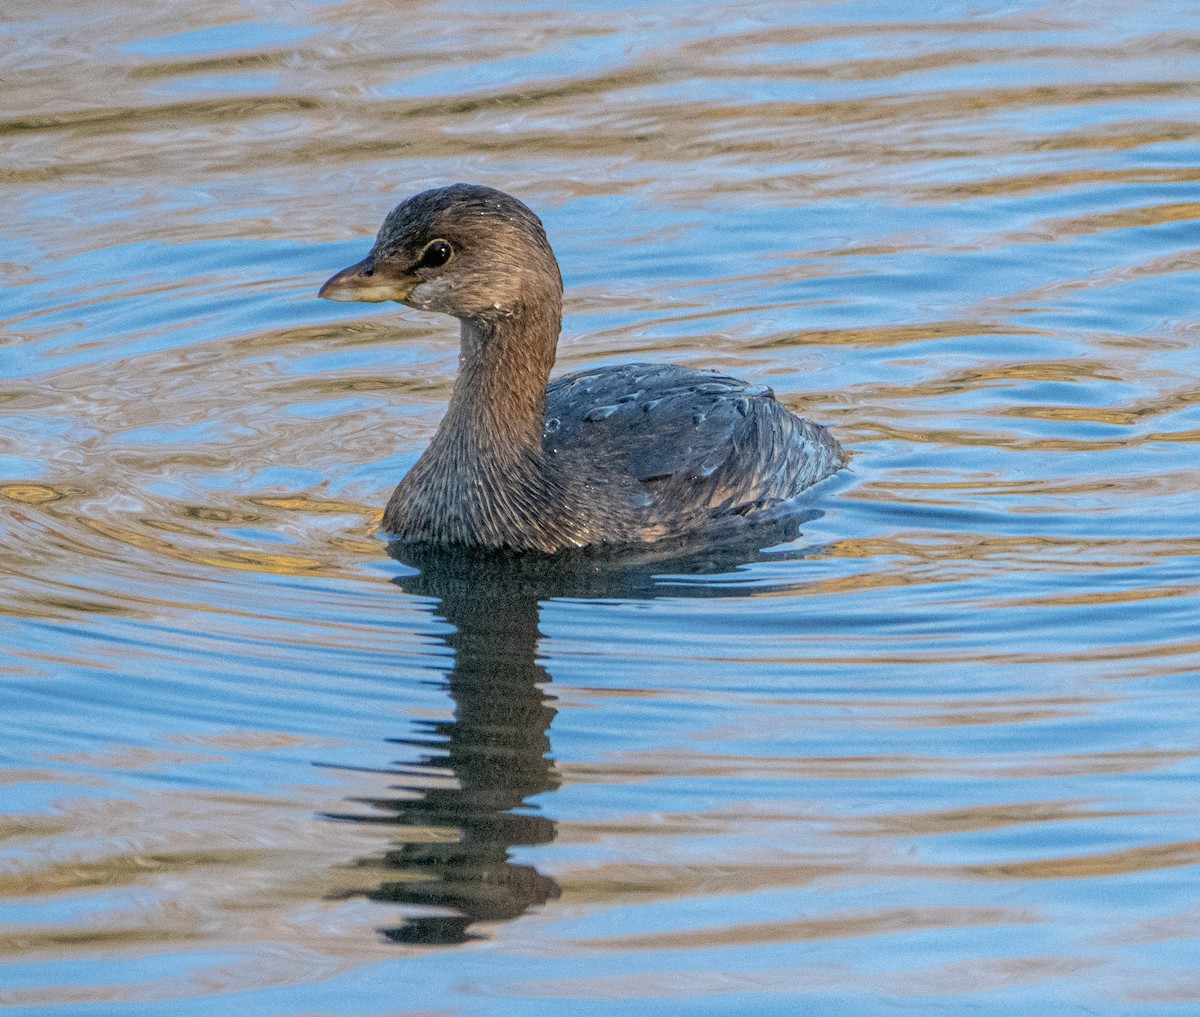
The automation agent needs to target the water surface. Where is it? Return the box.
[2,1,1199,1014]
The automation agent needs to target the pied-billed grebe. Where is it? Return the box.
[319,184,844,552]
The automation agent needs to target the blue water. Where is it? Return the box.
[1,0,1199,1013]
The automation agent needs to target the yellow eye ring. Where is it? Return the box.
[418,239,453,269]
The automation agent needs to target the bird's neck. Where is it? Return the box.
[430,303,561,466]
[386,300,580,549]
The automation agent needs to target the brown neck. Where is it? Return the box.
[385,276,590,550]
[428,300,561,468]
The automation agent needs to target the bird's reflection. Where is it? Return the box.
[327,515,822,945]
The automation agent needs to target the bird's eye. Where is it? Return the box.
[418,239,453,269]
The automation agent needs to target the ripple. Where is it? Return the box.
[2,0,1200,1012]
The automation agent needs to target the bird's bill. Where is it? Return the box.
[318,257,413,303]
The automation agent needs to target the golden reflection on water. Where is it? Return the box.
[578,906,1038,952]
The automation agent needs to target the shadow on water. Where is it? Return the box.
[323,515,823,946]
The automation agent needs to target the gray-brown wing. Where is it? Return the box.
[544,363,843,526]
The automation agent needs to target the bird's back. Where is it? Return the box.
[543,363,843,542]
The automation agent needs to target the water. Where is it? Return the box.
[2,1,1199,1013]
